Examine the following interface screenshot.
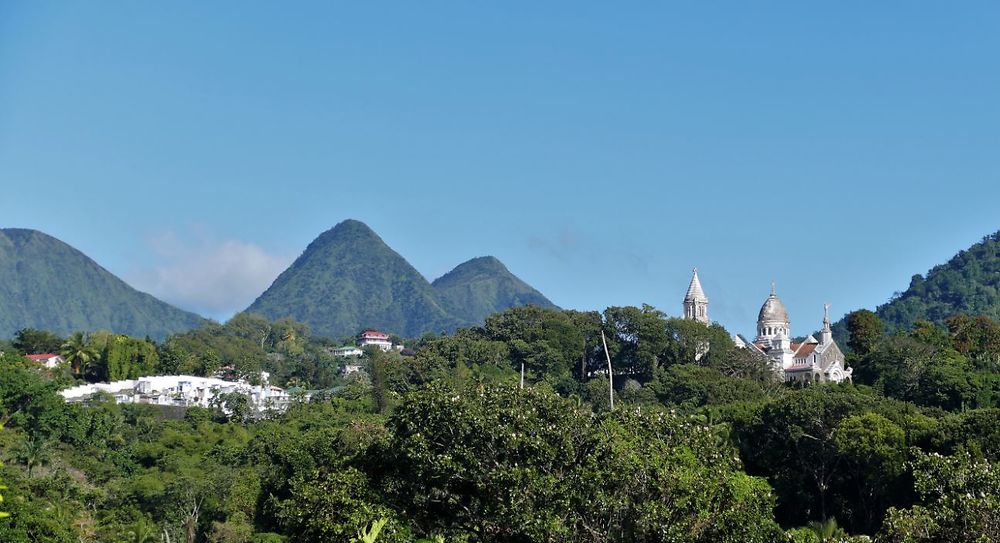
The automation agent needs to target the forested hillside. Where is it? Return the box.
[0,229,204,340]
[841,232,1000,338]
[432,256,557,325]
[1,304,999,541]
[247,220,555,338]
[246,220,461,338]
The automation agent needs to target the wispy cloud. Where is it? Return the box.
[527,228,582,263]
[527,227,651,275]
[128,230,294,320]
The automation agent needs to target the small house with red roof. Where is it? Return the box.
[357,330,394,352]
[26,353,65,369]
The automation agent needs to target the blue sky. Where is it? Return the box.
[1,2,998,336]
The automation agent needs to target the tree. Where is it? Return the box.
[277,469,407,542]
[879,451,1000,542]
[946,314,1000,371]
[663,317,736,369]
[483,305,585,390]
[103,335,159,381]
[806,518,846,542]
[60,332,98,376]
[373,382,785,542]
[211,392,252,424]
[602,305,671,382]
[846,310,883,356]
[831,413,908,532]
[732,387,904,532]
[13,433,53,477]
[0,428,8,520]
[650,364,768,410]
[11,328,62,355]
[225,313,274,350]
[208,512,253,543]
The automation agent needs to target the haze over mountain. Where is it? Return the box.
[433,256,557,325]
[246,220,556,339]
[0,228,205,340]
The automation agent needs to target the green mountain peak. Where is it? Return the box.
[246,222,556,338]
[246,220,459,338]
[433,255,558,326]
[0,228,205,340]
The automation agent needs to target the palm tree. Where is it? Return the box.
[13,434,53,477]
[123,518,159,543]
[808,517,846,542]
[61,332,98,377]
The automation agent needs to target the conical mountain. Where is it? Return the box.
[432,256,558,325]
[0,228,205,340]
[246,220,460,338]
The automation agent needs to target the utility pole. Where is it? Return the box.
[601,330,614,410]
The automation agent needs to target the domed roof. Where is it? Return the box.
[758,290,790,324]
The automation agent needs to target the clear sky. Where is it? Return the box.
[2,2,999,336]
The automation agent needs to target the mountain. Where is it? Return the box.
[0,228,205,340]
[432,256,557,325]
[834,231,1000,339]
[246,220,461,338]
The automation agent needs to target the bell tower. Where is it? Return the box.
[683,268,709,324]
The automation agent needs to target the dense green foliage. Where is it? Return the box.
[834,232,1000,340]
[246,220,555,339]
[431,256,556,325]
[0,229,204,340]
[3,300,1000,541]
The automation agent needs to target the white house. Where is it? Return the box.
[331,346,364,357]
[26,353,65,369]
[59,374,295,415]
[357,330,393,352]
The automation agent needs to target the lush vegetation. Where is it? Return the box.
[247,220,555,339]
[834,231,1000,339]
[0,229,205,340]
[1,303,1000,541]
[431,256,556,325]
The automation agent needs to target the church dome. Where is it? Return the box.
[758,292,789,324]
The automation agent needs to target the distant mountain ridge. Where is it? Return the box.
[0,228,205,340]
[246,220,557,339]
[834,231,1000,339]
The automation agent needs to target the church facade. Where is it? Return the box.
[682,269,852,383]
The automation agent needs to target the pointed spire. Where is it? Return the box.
[683,268,709,324]
[771,281,777,296]
[684,268,708,303]
[822,303,833,344]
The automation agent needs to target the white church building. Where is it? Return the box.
[682,269,852,384]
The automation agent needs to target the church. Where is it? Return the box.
[682,269,853,383]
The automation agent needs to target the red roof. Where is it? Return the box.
[359,330,389,340]
[26,353,59,361]
[794,343,817,358]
